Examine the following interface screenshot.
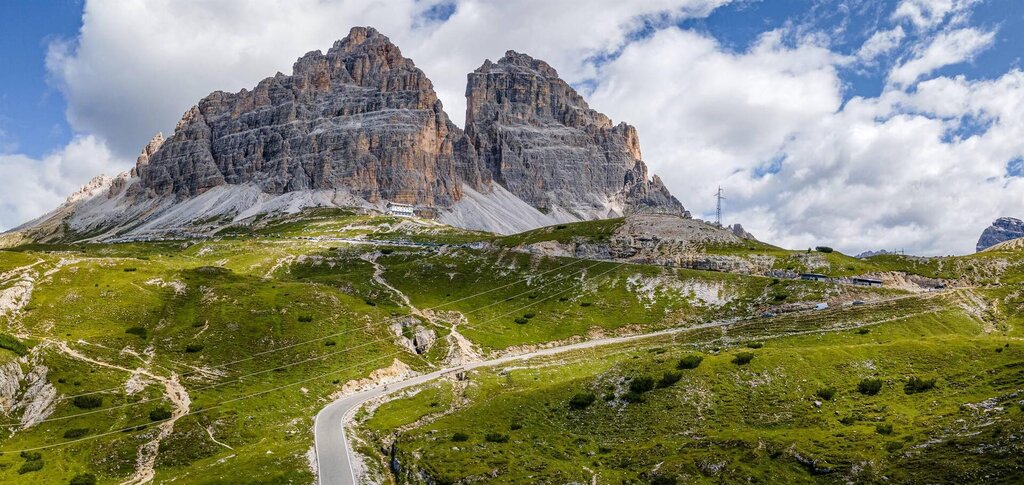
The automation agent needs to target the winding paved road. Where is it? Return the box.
[313,290,948,484]
[314,326,691,484]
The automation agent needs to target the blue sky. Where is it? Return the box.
[2,0,1024,255]
[0,1,82,157]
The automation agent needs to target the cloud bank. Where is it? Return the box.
[3,0,1022,256]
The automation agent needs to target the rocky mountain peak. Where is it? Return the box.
[135,25,472,205]
[977,217,1024,251]
[12,26,687,242]
[464,48,683,218]
[495,50,560,77]
[132,132,165,175]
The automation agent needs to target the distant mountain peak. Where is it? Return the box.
[977,217,1024,252]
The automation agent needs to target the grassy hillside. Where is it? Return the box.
[359,292,1023,483]
[0,209,1019,483]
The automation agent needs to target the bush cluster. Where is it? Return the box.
[815,387,836,401]
[732,352,755,365]
[629,376,655,394]
[70,474,98,485]
[297,315,313,323]
[904,376,936,394]
[149,408,172,421]
[73,396,102,409]
[657,371,683,388]
[568,392,597,410]
[125,326,148,339]
[746,342,764,349]
[18,451,42,474]
[815,246,834,253]
[677,355,703,370]
[451,432,469,442]
[63,428,89,439]
[184,343,204,353]
[857,378,883,395]
[876,423,894,435]
[0,333,28,356]
[484,432,509,443]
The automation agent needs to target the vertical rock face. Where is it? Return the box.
[465,51,686,217]
[977,217,1024,251]
[136,26,481,208]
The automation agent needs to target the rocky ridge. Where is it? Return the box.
[977,217,1024,252]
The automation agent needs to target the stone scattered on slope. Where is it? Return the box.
[977,217,1024,252]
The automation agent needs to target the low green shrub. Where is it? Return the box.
[857,378,883,395]
[324,340,336,346]
[484,432,509,443]
[297,315,313,323]
[125,326,147,339]
[123,267,137,272]
[18,451,42,474]
[677,355,703,370]
[876,423,894,435]
[580,302,593,307]
[523,313,535,319]
[514,317,529,325]
[622,391,644,403]
[149,408,172,421]
[17,460,42,474]
[72,396,102,409]
[184,343,204,353]
[816,387,836,401]
[746,342,764,349]
[732,352,755,365]
[451,432,469,442]
[904,376,936,394]
[657,371,683,388]
[0,333,28,356]
[815,246,834,253]
[70,474,98,485]
[20,451,41,461]
[569,392,596,410]
[856,328,871,335]
[629,376,655,394]
[63,428,89,439]
[364,299,377,306]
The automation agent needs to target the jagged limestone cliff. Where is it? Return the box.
[8,27,686,242]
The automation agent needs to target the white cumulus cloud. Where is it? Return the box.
[888,27,995,87]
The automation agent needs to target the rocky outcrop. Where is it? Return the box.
[519,214,774,274]
[465,51,686,219]
[135,27,480,208]
[977,217,1024,252]
[729,223,756,240]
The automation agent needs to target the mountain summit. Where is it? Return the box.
[977,217,1024,252]
[9,27,685,243]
